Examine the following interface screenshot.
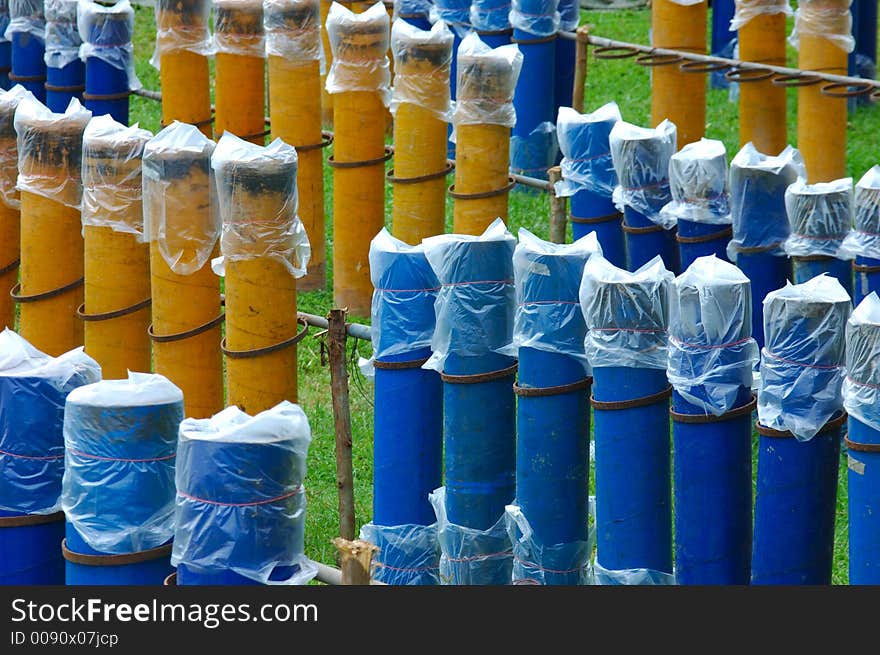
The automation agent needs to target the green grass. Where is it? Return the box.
[128,5,871,582]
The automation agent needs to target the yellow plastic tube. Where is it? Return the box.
[0,89,26,331]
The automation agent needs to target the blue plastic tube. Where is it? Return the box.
[554,0,578,119]
[434,0,469,157]
[45,61,83,112]
[571,193,625,268]
[10,31,45,101]
[63,526,172,586]
[0,42,10,90]
[854,255,880,304]
[847,417,880,584]
[0,511,64,584]
[81,4,133,124]
[737,252,790,348]
[624,207,679,274]
[710,0,736,88]
[472,0,511,49]
[793,256,853,295]
[677,219,731,271]
[44,0,83,112]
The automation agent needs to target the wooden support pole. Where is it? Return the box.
[332,537,378,585]
[573,25,589,112]
[548,166,567,244]
[328,308,356,542]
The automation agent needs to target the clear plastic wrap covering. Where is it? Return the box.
[841,166,880,260]
[61,373,184,554]
[432,0,469,29]
[660,138,732,226]
[731,0,792,31]
[172,402,318,585]
[452,32,523,129]
[579,254,673,370]
[211,133,310,278]
[359,522,441,585]
[610,119,678,229]
[470,0,509,32]
[429,486,512,585]
[142,121,219,276]
[151,0,214,70]
[4,0,44,42]
[0,0,9,42]
[789,0,854,54]
[393,0,432,20]
[505,503,594,585]
[390,18,453,122]
[213,0,266,58]
[667,255,759,415]
[77,0,141,90]
[264,0,323,64]
[558,0,578,30]
[758,275,851,441]
[727,143,805,259]
[0,328,101,515]
[783,177,853,260]
[509,0,559,37]
[844,292,880,433]
[14,96,92,208]
[44,0,82,69]
[0,85,34,210]
[325,2,391,107]
[421,218,516,372]
[554,102,621,199]
[593,560,677,585]
[505,228,601,374]
[81,115,152,238]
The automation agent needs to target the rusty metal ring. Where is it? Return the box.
[635,52,683,67]
[593,45,640,60]
[328,146,394,169]
[149,313,225,343]
[387,161,454,184]
[221,318,309,359]
[11,278,84,304]
[0,258,20,277]
[82,89,133,101]
[820,81,875,98]
[294,131,334,152]
[771,73,822,88]
[448,177,517,200]
[77,298,152,322]
[680,60,730,74]
[725,67,775,83]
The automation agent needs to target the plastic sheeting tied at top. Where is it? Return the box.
[784,177,854,260]
[579,254,674,370]
[841,166,880,261]
[610,119,678,229]
[142,121,219,277]
[789,0,854,54]
[150,0,214,70]
[452,32,522,130]
[61,373,184,554]
[77,0,141,91]
[4,0,44,42]
[758,274,851,440]
[421,218,517,372]
[211,133,311,279]
[843,292,880,433]
[390,19,453,122]
[660,138,731,226]
[509,0,560,37]
[81,115,152,238]
[0,329,101,515]
[325,2,391,107]
[667,255,759,415]
[172,401,318,585]
[14,95,92,209]
[554,102,621,199]
[0,84,33,210]
[44,0,81,69]
[265,0,324,66]
[730,0,792,31]
[212,0,266,58]
[470,0,510,33]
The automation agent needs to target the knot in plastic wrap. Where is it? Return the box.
[783,177,853,260]
[557,0,579,31]
[142,121,220,276]
[667,255,759,415]
[554,102,620,199]
[212,0,265,58]
[325,2,391,107]
[506,228,601,375]
[61,373,184,554]
[393,0,432,21]
[264,0,323,63]
[358,522,441,585]
[841,166,880,260]
[0,329,100,515]
[151,0,214,69]
[789,0,854,53]
[660,138,731,226]
[470,0,510,32]
[758,274,851,440]
[452,32,522,129]
[369,228,439,363]
[609,119,677,229]
[844,293,880,433]
[77,0,141,91]
[0,85,33,210]
[731,0,792,31]
[14,95,92,208]
[4,0,44,42]
[172,402,317,585]
[579,254,673,370]
[509,0,560,37]
[727,143,805,260]
[422,218,516,372]
[390,19,453,121]
[44,0,81,69]
[82,115,152,239]
[432,0,470,28]
[211,133,310,279]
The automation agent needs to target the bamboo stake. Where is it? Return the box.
[332,538,378,585]
[328,308,356,542]
[548,166,567,244]
[574,25,589,112]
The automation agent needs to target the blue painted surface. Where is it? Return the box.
[710,0,736,88]
[82,10,132,123]
[64,524,173,586]
[571,192,625,268]
[0,511,64,585]
[793,256,853,297]
[624,206,679,274]
[847,416,880,584]
[676,219,731,271]
[736,251,790,350]
[11,32,45,101]
[854,255,880,304]
[45,59,83,112]
[0,42,11,89]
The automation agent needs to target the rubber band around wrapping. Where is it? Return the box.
[448,177,516,200]
[62,539,173,567]
[372,356,430,370]
[294,131,333,152]
[9,73,46,83]
[763,348,842,370]
[0,448,63,461]
[177,486,303,508]
[441,362,518,385]
[570,212,621,225]
[221,318,308,359]
[82,90,133,101]
[514,376,592,398]
[671,396,756,424]
[854,263,880,273]
[0,511,64,529]
[844,437,880,453]
[77,298,152,322]
[11,278,84,304]
[590,384,672,410]
[756,411,847,438]
[66,449,175,464]
[44,83,86,93]
[675,226,733,244]
[328,146,393,170]
[622,222,666,235]
[513,555,590,575]
[0,258,19,277]
[387,161,454,185]
[445,548,513,563]
[149,313,225,343]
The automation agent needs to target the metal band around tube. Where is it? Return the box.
[45,83,86,93]
[148,313,225,343]
[844,437,880,453]
[622,222,666,235]
[61,539,173,567]
[387,162,454,185]
[82,90,133,101]
[0,258,20,277]
[448,177,517,200]
[514,377,592,398]
[756,411,848,438]
[77,298,152,322]
[670,396,756,424]
[11,278,84,304]
[675,226,733,244]
[441,363,518,385]
[372,356,430,370]
[590,385,673,410]
[221,318,309,359]
[328,146,394,170]
[854,263,880,274]
[570,212,621,225]
[0,511,64,529]
[294,131,334,153]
